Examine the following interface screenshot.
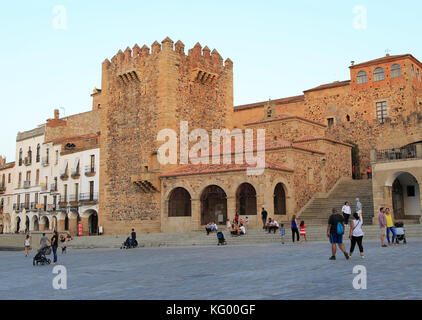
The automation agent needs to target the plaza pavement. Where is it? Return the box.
[0,239,421,300]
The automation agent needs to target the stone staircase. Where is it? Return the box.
[2,225,422,250]
[298,178,375,225]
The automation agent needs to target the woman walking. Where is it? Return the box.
[51,230,59,264]
[291,215,300,243]
[349,212,365,258]
[24,234,31,257]
[385,208,397,246]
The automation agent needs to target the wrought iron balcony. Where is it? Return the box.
[23,181,31,189]
[71,169,81,179]
[79,192,98,203]
[13,203,20,212]
[60,172,69,180]
[50,184,58,192]
[24,157,32,166]
[42,157,49,167]
[0,185,5,194]
[85,165,96,176]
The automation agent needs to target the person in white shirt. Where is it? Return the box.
[239,224,246,235]
[342,202,352,225]
[349,212,365,258]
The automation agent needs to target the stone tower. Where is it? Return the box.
[99,37,234,234]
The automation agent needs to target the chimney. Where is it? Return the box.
[54,109,60,120]
[351,61,355,66]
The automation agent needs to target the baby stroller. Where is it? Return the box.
[394,222,407,244]
[217,232,226,246]
[120,237,138,249]
[33,246,52,266]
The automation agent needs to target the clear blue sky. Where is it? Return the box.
[1,0,421,161]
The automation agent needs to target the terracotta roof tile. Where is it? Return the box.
[234,95,304,111]
[160,161,294,178]
[294,135,353,147]
[303,80,351,93]
[350,54,422,69]
[244,113,327,127]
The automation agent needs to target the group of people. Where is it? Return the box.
[261,208,307,244]
[24,231,73,264]
[378,207,398,247]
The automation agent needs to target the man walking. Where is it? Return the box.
[378,207,388,247]
[261,207,268,230]
[327,208,349,260]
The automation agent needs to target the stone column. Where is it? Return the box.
[68,216,77,236]
[191,198,201,230]
[226,196,236,224]
[57,219,65,232]
[81,217,89,236]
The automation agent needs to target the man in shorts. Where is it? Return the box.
[327,208,349,260]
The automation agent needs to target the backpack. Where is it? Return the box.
[337,221,344,235]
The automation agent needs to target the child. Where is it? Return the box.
[245,217,249,227]
[299,221,308,243]
[24,234,31,257]
[280,224,285,244]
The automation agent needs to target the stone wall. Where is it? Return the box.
[99,38,234,234]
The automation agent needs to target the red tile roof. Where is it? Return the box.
[234,95,304,111]
[160,161,294,178]
[244,113,327,127]
[303,80,351,93]
[350,54,422,69]
[294,135,353,147]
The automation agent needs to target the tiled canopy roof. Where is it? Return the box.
[303,80,351,93]
[245,113,327,127]
[160,161,294,178]
[234,95,304,111]
[294,134,353,147]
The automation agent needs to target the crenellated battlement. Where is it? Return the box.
[103,37,233,76]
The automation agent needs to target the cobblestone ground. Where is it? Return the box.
[0,239,421,300]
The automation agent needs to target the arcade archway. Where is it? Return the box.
[200,185,227,225]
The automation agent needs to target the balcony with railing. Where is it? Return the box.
[30,202,37,211]
[71,168,81,179]
[0,184,5,194]
[42,157,49,167]
[373,144,422,163]
[60,171,69,180]
[85,165,96,177]
[50,183,58,192]
[24,157,32,166]
[79,192,99,203]
[13,203,20,212]
[23,180,31,189]
[59,195,68,208]
[47,203,57,212]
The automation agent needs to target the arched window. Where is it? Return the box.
[411,64,415,77]
[274,183,287,215]
[236,183,257,216]
[168,187,191,217]
[417,69,420,82]
[391,64,401,79]
[374,67,385,82]
[357,71,367,84]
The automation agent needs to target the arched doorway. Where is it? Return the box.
[25,216,29,233]
[64,215,69,231]
[51,216,57,231]
[391,172,421,219]
[274,183,287,215]
[88,211,98,235]
[168,187,192,217]
[201,185,227,225]
[236,183,257,216]
[16,217,21,233]
[41,216,50,231]
[32,216,39,231]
